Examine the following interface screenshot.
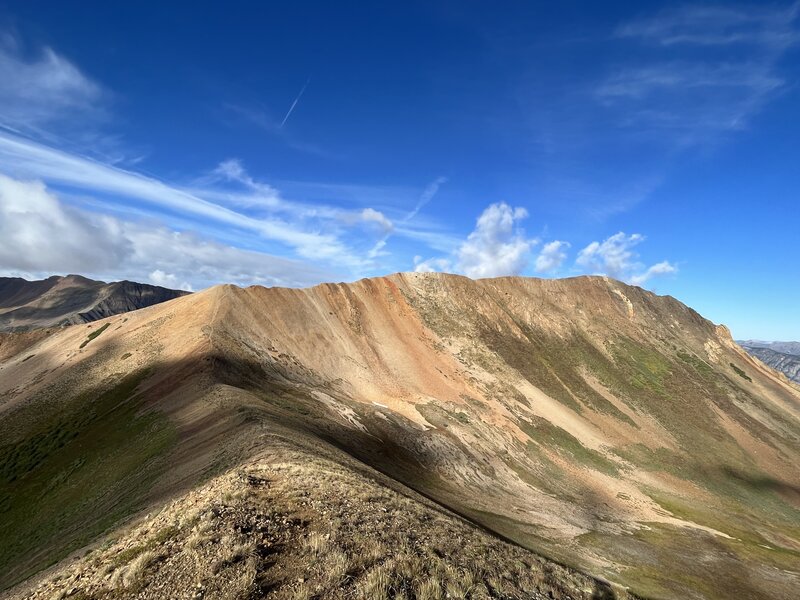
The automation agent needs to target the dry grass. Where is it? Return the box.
[358,563,393,597]
[304,531,328,556]
[211,540,255,573]
[416,577,443,600]
[11,443,637,600]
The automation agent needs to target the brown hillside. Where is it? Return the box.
[1,273,798,599]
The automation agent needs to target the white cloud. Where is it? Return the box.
[0,40,102,132]
[405,176,447,222]
[0,173,128,272]
[576,233,644,279]
[148,269,192,291]
[457,203,537,278]
[616,5,799,48]
[0,133,359,263]
[413,255,452,273]
[576,232,676,285]
[208,158,283,208]
[0,174,335,289]
[410,202,538,278]
[630,260,677,286]
[360,207,394,233]
[534,240,570,273]
[596,62,783,134]
[601,4,798,142]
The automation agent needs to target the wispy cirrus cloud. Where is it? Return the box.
[0,36,103,134]
[600,3,799,142]
[0,133,357,262]
[616,3,800,48]
[0,173,334,288]
[405,176,447,222]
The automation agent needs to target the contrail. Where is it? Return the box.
[280,78,311,128]
[405,176,447,222]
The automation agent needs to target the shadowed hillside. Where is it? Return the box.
[1,273,798,599]
[0,275,188,332]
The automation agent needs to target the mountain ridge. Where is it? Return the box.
[738,341,800,384]
[1,273,798,599]
[0,274,189,332]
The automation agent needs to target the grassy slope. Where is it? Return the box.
[8,435,638,600]
[0,370,177,587]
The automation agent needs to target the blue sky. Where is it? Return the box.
[0,2,798,339]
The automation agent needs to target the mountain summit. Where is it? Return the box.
[1,273,798,600]
[0,275,189,332]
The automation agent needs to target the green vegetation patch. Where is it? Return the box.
[677,350,714,377]
[79,322,111,348]
[518,416,619,476]
[479,325,640,426]
[110,525,179,568]
[416,402,472,429]
[608,338,671,397]
[729,362,752,382]
[0,369,177,589]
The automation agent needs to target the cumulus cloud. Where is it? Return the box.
[0,174,334,289]
[413,255,452,273]
[0,174,128,272]
[410,202,538,278]
[148,269,192,291]
[630,260,677,286]
[457,203,537,278]
[534,240,570,273]
[576,232,676,285]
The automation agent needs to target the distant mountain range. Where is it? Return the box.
[738,340,800,384]
[0,275,189,332]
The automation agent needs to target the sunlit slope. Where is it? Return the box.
[1,273,798,599]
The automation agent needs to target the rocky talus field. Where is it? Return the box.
[0,273,798,599]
